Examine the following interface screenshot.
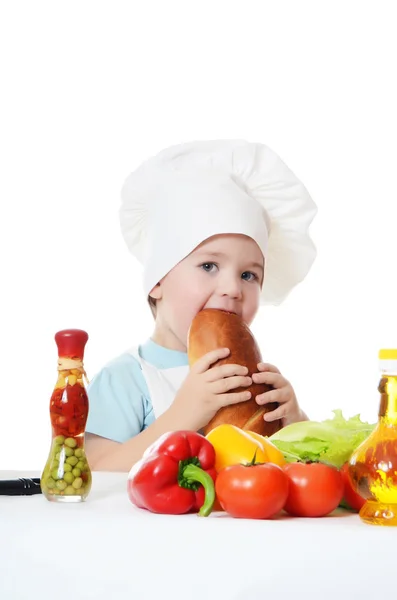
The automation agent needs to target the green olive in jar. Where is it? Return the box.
[63,472,74,485]
[51,468,61,480]
[72,477,83,490]
[64,438,77,449]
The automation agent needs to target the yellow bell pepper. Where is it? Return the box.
[206,424,285,472]
[245,431,286,467]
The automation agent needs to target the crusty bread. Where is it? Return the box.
[187,308,282,436]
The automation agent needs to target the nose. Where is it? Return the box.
[218,273,243,300]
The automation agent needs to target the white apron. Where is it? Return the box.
[127,346,190,419]
[126,346,205,480]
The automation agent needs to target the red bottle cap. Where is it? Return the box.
[55,329,89,359]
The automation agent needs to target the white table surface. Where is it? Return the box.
[1,469,395,600]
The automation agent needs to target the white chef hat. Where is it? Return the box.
[119,140,317,306]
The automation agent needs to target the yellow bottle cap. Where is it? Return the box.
[379,349,397,360]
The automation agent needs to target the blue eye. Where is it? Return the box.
[200,262,217,272]
[242,271,257,282]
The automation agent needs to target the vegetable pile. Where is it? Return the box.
[127,410,375,520]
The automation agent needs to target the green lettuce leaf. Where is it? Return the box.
[269,409,375,468]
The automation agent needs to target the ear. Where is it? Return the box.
[149,282,162,300]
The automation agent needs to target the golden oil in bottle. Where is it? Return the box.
[348,349,397,526]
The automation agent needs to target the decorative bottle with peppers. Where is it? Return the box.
[40,329,92,503]
[348,349,397,526]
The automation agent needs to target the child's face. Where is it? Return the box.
[150,233,264,351]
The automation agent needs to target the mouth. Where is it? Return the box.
[204,307,240,317]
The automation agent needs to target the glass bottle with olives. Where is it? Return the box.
[41,329,92,503]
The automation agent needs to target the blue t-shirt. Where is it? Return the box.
[85,338,189,443]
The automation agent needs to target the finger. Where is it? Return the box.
[252,371,287,388]
[255,388,289,405]
[212,375,252,394]
[217,390,252,408]
[205,363,249,382]
[257,362,281,374]
[263,403,289,422]
[192,348,230,374]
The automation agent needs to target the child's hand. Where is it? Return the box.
[169,347,253,431]
[252,362,308,427]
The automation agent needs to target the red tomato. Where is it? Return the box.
[340,463,366,511]
[215,462,289,519]
[283,462,344,517]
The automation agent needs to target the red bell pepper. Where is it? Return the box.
[127,431,217,516]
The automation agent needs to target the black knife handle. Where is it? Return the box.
[0,477,42,495]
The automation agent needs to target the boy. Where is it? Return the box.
[85,140,317,471]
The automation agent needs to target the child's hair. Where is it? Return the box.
[148,295,157,317]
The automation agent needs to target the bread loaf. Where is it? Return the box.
[187,308,282,436]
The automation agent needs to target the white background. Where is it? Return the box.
[1,1,396,470]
